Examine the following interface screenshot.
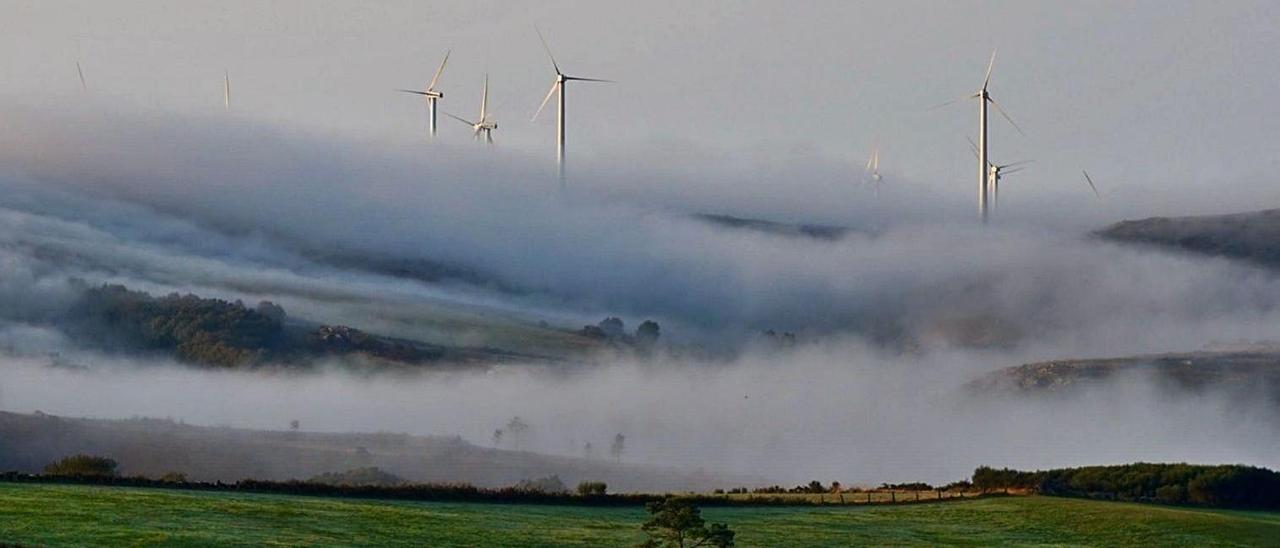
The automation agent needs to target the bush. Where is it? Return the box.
[973,463,1280,509]
[43,455,118,477]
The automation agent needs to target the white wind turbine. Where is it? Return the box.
[933,50,1024,223]
[444,74,497,144]
[968,137,1031,210]
[864,146,884,197]
[398,50,451,138]
[531,27,613,182]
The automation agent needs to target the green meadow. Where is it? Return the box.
[1,482,1277,546]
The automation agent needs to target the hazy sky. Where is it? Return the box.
[2,1,1278,218]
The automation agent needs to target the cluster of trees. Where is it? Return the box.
[579,317,661,351]
[972,463,1280,509]
[42,454,118,477]
[66,284,442,368]
[70,284,286,367]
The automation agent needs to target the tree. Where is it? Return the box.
[599,317,625,339]
[506,417,530,451]
[492,428,504,447]
[638,498,735,547]
[583,442,595,460]
[43,454,118,477]
[611,433,626,464]
[576,481,608,496]
[290,419,300,431]
[635,320,661,346]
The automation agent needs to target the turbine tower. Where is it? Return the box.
[224,70,231,111]
[444,74,497,144]
[532,27,613,183]
[934,50,1023,222]
[398,50,450,138]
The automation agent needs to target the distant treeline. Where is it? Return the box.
[66,284,441,368]
[973,463,1280,509]
[0,472,991,508]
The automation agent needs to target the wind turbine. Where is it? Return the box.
[224,70,231,111]
[531,27,613,182]
[444,74,497,144]
[968,137,1031,209]
[398,50,450,138]
[933,50,1023,223]
[864,146,884,196]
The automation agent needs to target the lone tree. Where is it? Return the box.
[638,498,735,548]
[492,428,504,447]
[43,454,118,477]
[635,320,661,347]
[506,416,530,451]
[611,433,626,464]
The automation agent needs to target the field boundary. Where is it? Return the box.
[0,472,1008,508]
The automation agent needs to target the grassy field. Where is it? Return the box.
[1,483,1278,546]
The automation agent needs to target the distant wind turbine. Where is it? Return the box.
[531,27,613,183]
[968,137,1031,209]
[398,50,450,138]
[444,74,497,144]
[933,50,1023,223]
[864,147,884,197]
[224,70,231,111]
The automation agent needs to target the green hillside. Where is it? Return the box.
[1,483,1278,546]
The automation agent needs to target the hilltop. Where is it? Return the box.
[1097,208,1280,267]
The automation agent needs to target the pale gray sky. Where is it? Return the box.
[2,0,1278,217]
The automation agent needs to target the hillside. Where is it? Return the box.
[1097,209,1280,267]
[969,349,1280,399]
[0,411,745,492]
[1,484,1276,546]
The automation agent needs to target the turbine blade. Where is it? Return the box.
[443,111,476,126]
[480,74,489,121]
[926,94,974,110]
[77,61,87,92]
[224,70,231,109]
[532,81,558,121]
[535,26,561,75]
[1082,170,1101,198]
[428,49,450,91]
[999,159,1034,169]
[563,76,615,83]
[988,96,1025,135]
[983,49,997,90]
[966,136,979,159]
[397,89,431,96]
[1002,166,1026,175]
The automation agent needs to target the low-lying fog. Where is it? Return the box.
[2,105,1280,485]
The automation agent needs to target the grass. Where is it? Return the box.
[1,482,1278,546]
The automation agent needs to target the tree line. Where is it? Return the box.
[972,463,1280,509]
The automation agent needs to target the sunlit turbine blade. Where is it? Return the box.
[1002,166,1027,175]
[397,89,432,96]
[443,111,476,126]
[535,26,561,75]
[1000,159,1034,169]
[563,76,615,83]
[1082,170,1101,198]
[532,81,558,121]
[224,70,231,110]
[988,96,1025,135]
[983,49,997,90]
[428,49,450,91]
[480,74,489,121]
